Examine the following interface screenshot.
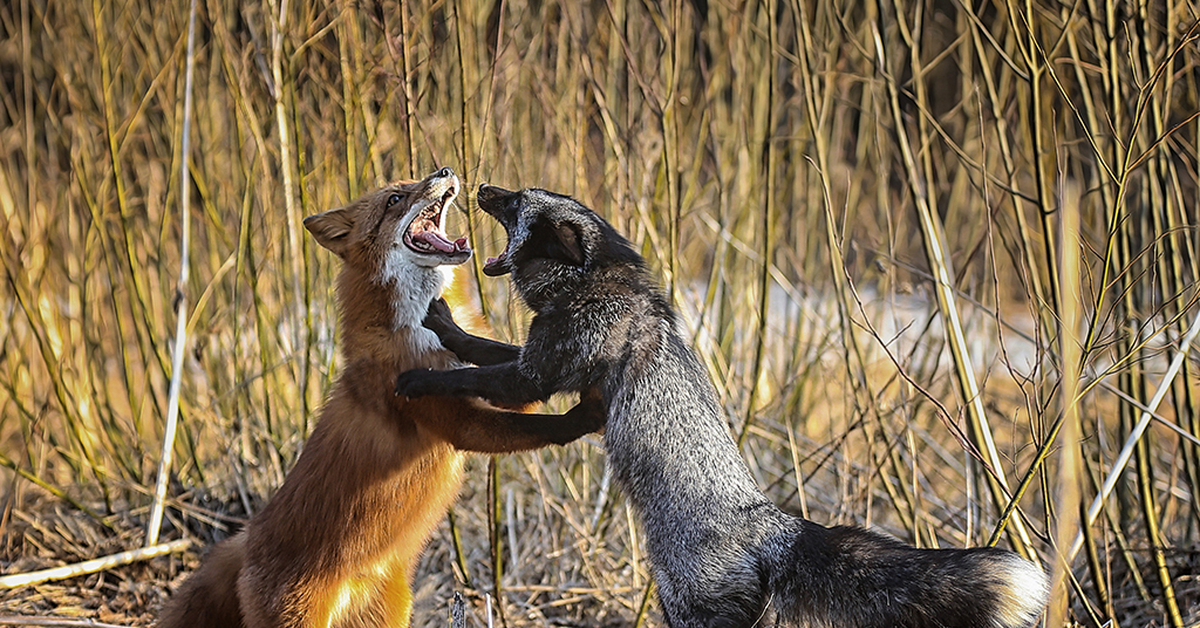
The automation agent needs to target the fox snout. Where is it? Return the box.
[476,183,517,216]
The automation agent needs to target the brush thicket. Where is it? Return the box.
[0,1,1197,626]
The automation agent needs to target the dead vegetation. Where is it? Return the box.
[1,0,1199,626]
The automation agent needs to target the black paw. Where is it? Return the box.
[394,368,438,398]
[565,395,608,436]
[423,297,463,341]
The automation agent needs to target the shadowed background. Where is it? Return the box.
[1,0,1198,625]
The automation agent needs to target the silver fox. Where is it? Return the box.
[395,184,1050,628]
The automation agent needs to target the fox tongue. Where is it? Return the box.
[483,249,510,276]
[412,231,470,254]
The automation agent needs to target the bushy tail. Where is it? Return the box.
[158,534,246,628]
[771,520,1048,628]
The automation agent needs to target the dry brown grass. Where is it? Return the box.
[1,0,1199,626]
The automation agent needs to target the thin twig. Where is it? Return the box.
[0,618,134,628]
[868,7,1036,561]
[0,539,191,589]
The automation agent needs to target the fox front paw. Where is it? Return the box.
[394,368,439,398]
[565,390,608,437]
[422,297,464,342]
[566,405,607,439]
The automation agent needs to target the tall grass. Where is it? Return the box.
[1,0,1198,625]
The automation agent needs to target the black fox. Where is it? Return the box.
[395,184,1049,628]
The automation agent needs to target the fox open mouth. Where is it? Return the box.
[483,242,511,276]
[404,187,470,257]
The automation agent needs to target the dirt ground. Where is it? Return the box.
[0,489,634,628]
[3,489,1199,627]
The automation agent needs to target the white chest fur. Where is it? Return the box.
[381,251,458,356]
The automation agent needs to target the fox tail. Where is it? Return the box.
[158,535,247,628]
[770,520,1048,628]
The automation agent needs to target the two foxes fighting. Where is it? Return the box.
[162,169,1049,627]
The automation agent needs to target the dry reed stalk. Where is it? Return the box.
[1048,183,1083,627]
[738,0,777,447]
[146,0,198,548]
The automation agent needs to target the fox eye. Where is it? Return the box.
[386,193,404,208]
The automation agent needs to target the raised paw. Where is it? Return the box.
[566,389,608,436]
[394,368,439,398]
[422,297,464,341]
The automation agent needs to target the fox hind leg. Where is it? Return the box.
[376,568,414,628]
[237,568,344,628]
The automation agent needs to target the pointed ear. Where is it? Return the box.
[304,207,355,257]
[549,221,585,267]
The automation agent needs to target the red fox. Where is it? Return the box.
[158,169,603,628]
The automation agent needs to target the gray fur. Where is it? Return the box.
[396,185,1049,628]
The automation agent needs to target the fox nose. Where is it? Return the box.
[437,167,453,178]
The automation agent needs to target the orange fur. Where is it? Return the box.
[159,173,597,628]
[443,264,492,336]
